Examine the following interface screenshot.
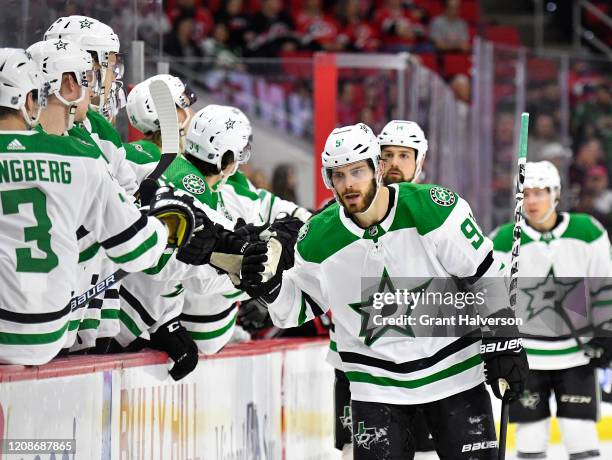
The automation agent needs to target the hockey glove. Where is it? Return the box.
[150,318,199,381]
[480,336,529,401]
[147,186,206,248]
[268,214,305,249]
[585,336,612,368]
[238,298,273,333]
[233,218,270,243]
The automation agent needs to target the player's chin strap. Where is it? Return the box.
[55,86,87,130]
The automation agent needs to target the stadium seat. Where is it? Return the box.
[527,57,559,82]
[484,25,521,46]
[417,52,439,73]
[442,53,472,77]
[461,1,481,25]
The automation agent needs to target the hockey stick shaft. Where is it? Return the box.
[498,112,529,460]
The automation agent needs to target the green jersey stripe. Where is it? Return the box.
[0,322,69,345]
[188,313,237,340]
[222,290,243,299]
[109,231,159,264]
[525,345,581,356]
[78,242,100,263]
[592,300,612,308]
[330,340,337,352]
[118,309,143,338]
[345,354,482,389]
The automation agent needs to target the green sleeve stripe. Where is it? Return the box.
[525,345,581,355]
[102,308,119,320]
[78,242,100,263]
[329,340,337,352]
[118,309,142,338]
[345,354,481,389]
[78,318,101,331]
[267,194,275,224]
[0,322,69,345]
[593,300,612,308]
[109,232,159,264]
[143,252,173,275]
[188,313,237,340]
[222,290,243,299]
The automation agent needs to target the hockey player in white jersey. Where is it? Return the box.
[490,161,612,460]
[0,48,205,366]
[331,120,436,459]
[239,123,529,459]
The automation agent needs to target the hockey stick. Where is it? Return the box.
[498,112,529,460]
[138,79,180,205]
[67,80,180,312]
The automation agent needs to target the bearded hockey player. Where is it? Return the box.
[240,123,528,459]
[0,48,203,365]
[491,161,612,460]
[330,120,437,459]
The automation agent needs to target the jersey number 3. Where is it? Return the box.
[1,188,58,273]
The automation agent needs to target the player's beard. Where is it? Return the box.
[339,179,377,214]
[383,168,406,185]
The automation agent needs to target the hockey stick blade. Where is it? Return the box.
[138,80,180,205]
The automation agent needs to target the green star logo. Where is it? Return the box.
[349,267,432,346]
[182,173,206,195]
[225,118,235,130]
[54,39,69,51]
[429,186,455,207]
[79,18,94,29]
[520,267,583,320]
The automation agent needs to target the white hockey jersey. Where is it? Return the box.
[491,212,612,370]
[269,183,508,404]
[0,130,168,364]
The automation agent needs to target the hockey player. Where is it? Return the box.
[490,161,612,460]
[239,123,529,459]
[0,48,205,365]
[330,120,436,459]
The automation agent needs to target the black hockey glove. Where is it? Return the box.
[150,318,199,381]
[584,336,612,368]
[268,214,305,249]
[238,298,273,333]
[480,336,529,401]
[233,218,270,243]
[147,186,212,248]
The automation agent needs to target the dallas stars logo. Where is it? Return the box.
[54,39,68,51]
[182,174,206,195]
[429,186,455,207]
[520,267,583,320]
[339,406,352,432]
[225,118,235,130]
[79,18,93,29]
[349,267,431,346]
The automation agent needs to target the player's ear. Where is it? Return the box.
[60,73,78,99]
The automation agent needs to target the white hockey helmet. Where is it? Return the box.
[27,39,93,129]
[126,74,196,134]
[524,160,561,223]
[199,104,252,163]
[185,108,251,178]
[44,16,122,119]
[321,123,381,189]
[0,48,48,127]
[378,120,428,182]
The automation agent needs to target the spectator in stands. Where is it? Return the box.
[450,74,470,103]
[246,0,299,57]
[337,81,360,126]
[164,14,205,72]
[337,0,381,52]
[572,188,612,233]
[164,15,204,66]
[539,142,574,206]
[569,138,605,187]
[295,0,343,51]
[272,164,298,203]
[167,0,214,43]
[429,0,470,52]
[251,168,271,190]
[528,113,558,160]
[573,82,612,154]
[583,165,612,214]
[374,0,425,52]
[202,23,243,69]
[214,0,249,52]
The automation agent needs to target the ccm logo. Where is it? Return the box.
[560,395,592,404]
[462,441,498,452]
[480,338,523,354]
